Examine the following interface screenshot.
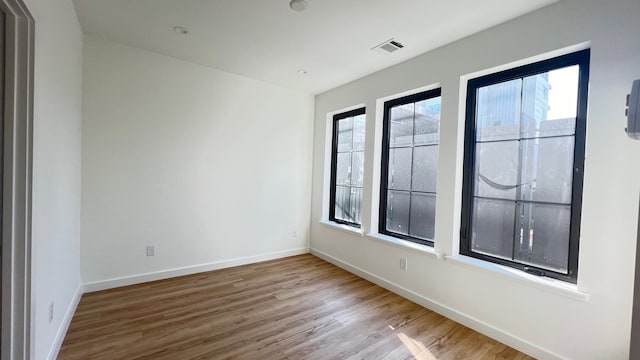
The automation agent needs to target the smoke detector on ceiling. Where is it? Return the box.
[371,39,404,54]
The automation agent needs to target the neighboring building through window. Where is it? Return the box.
[379,89,442,246]
[329,108,366,227]
[460,49,590,283]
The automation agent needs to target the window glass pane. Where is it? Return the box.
[476,79,522,142]
[337,117,353,152]
[471,198,515,260]
[353,114,366,151]
[414,97,440,146]
[409,193,436,240]
[386,190,410,235]
[390,103,414,147]
[514,203,570,273]
[474,141,519,200]
[349,188,363,225]
[388,148,412,191]
[382,91,440,243]
[520,137,574,204]
[330,109,365,226]
[463,51,588,281]
[351,151,364,187]
[336,153,351,186]
[412,145,438,193]
[521,73,551,137]
[334,186,350,221]
[521,66,579,138]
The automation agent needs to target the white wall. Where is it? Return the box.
[310,0,640,359]
[23,0,84,359]
[633,208,640,359]
[81,36,314,286]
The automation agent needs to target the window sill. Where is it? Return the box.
[444,254,589,302]
[319,220,364,237]
[365,232,442,259]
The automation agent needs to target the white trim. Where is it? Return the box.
[460,42,591,84]
[310,247,566,360]
[365,232,442,259]
[83,248,309,293]
[376,83,443,105]
[46,285,82,360]
[325,104,368,121]
[444,254,589,302]
[319,220,364,237]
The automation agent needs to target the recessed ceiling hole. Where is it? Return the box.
[290,0,308,11]
[173,26,188,35]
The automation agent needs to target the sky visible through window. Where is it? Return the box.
[546,66,579,120]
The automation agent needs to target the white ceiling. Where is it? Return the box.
[72,0,558,94]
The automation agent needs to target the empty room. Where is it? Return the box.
[5,0,640,359]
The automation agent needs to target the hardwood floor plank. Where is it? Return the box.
[58,254,534,360]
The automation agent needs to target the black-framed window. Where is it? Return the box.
[460,49,590,283]
[380,89,442,246]
[329,108,366,227]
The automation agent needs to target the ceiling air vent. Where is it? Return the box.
[372,38,404,54]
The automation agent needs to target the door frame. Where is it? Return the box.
[0,0,33,358]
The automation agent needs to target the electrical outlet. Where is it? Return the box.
[48,302,54,323]
[146,245,155,257]
[400,257,408,271]
[292,230,298,239]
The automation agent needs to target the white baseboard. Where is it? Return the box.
[310,248,565,360]
[83,248,309,293]
[47,284,83,360]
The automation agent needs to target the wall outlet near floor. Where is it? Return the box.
[48,302,54,323]
[146,245,155,257]
[292,230,298,239]
[400,257,408,271]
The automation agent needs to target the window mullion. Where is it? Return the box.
[407,103,416,237]
[512,78,525,262]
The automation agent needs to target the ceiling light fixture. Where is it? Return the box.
[173,25,188,35]
[289,0,308,12]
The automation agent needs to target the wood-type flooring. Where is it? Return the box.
[58,254,534,360]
